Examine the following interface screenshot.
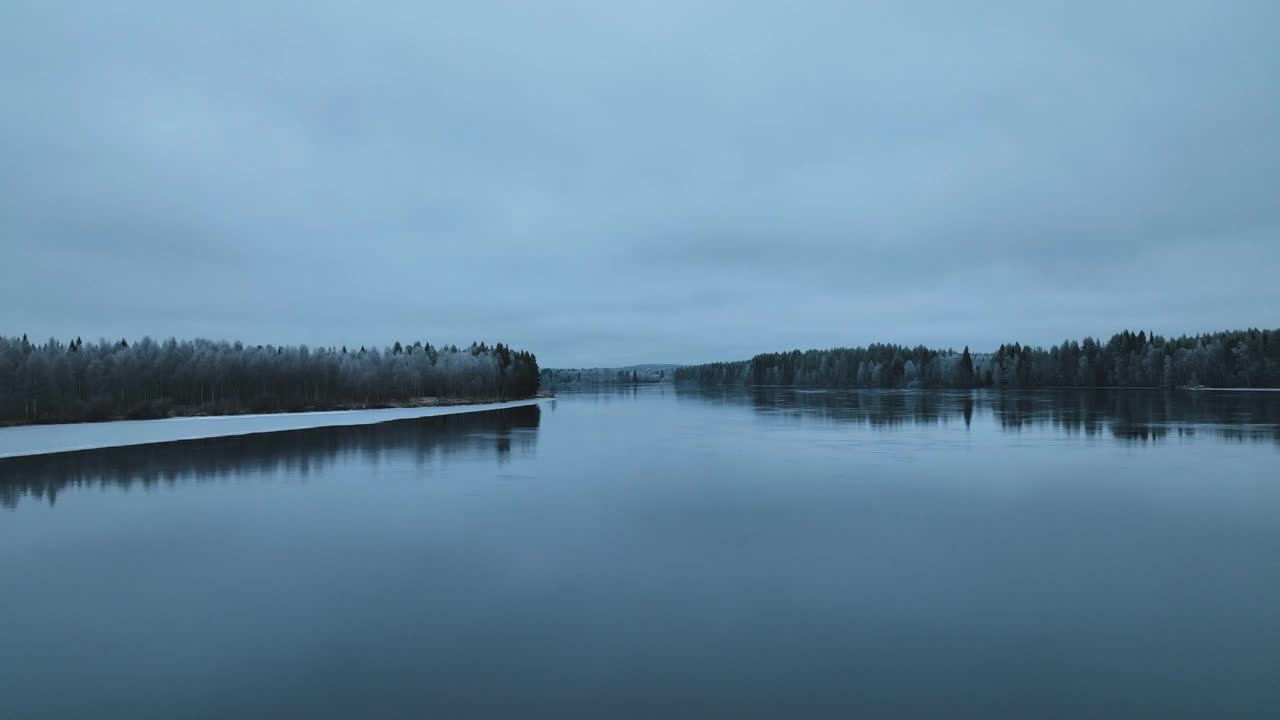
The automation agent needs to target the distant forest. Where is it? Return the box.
[541,365,676,386]
[0,335,540,425]
[675,329,1280,389]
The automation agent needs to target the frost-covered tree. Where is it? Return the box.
[674,328,1280,391]
[0,334,539,424]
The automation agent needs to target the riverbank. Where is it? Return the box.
[0,396,554,459]
[0,392,557,428]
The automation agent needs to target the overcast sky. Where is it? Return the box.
[2,2,1277,367]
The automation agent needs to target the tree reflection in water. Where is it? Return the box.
[677,386,1280,443]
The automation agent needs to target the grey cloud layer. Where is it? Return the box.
[2,1,1276,366]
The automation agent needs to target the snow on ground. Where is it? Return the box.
[0,398,551,459]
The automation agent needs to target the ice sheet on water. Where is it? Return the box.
[0,398,550,459]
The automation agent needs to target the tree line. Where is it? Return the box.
[540,366,674,386]
[674,328,1280,389]
[0,334,540,425]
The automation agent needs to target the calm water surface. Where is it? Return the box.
[2,387,1278,718]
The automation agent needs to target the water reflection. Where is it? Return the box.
[677,386,1280,444]
[0,405,540,509]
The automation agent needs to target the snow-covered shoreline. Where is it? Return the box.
[0,398,551,459]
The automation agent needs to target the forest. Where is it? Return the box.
[540,365,676,386]
[0,335,540,425]
[674,329,1280,389]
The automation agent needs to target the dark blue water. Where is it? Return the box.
[2,388,1278,718]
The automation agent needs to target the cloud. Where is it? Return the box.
[2,1,1277,366]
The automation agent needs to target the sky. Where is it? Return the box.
[1,1,1277,367]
